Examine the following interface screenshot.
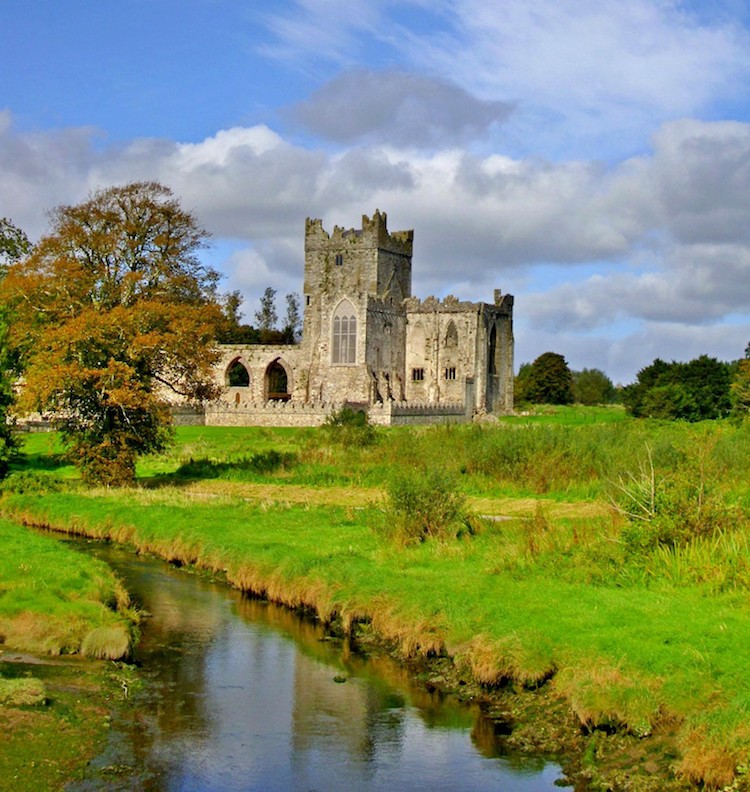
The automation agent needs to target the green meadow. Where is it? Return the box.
[3,407,750,789]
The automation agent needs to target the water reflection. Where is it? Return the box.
[72,543,569,791]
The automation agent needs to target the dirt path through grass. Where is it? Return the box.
[172,480,610,520]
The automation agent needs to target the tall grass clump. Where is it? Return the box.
[321,405,378,447]
[381,467,470,543]
[556,661,661,737]
[612,438,745,552]
[0,677,47,706]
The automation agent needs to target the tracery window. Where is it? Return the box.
[332,299,357,365]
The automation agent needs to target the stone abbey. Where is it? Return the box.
[204,211,514,426]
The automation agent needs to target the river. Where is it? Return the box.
[69,541,570,791]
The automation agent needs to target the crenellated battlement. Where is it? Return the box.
[404,292,513,315]
[305,210,413,257]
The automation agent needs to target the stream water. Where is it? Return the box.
[69,541,570,791]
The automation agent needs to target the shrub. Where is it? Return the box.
[321,406,377,447]
[0,470,64,495]
[382,467,470,543]
[612,442,743,550]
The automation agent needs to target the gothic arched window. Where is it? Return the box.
[445,321,458,348]
[332,299,357,365]
[226,358,250,387]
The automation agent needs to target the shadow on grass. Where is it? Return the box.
[11,452,71,474]
[144,449,299,488]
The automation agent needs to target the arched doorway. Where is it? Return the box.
[226,358,250,387]
[265,360,291,401]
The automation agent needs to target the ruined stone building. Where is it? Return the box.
[204,211,514,426]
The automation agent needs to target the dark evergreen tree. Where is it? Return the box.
[515,352,573,405]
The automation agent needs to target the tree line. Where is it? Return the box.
[516,349,750,419]
[220,286,301,345]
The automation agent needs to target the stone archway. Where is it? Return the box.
[226,358,250,387]
[265,359,291,401]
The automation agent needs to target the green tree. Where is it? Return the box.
[281,292,301,343]
[515,352,573,405]
[254,287,278,331]
[0,218,27,476]
[623,356,731,421]
[731,341,750,414]
[0,217,31,274]
[572,367,616,405]
[1,182,224,485]
[217,290,262,344]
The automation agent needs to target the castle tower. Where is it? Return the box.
[300,211,413,404]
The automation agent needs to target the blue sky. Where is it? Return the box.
[3,0,750,383]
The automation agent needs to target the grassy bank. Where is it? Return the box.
[0,519,135,658]
[5,411,750,789]
[0,518,138,789]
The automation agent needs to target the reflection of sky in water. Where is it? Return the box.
[83,548,569,791]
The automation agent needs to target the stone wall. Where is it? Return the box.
[403,292,513,412]
[205,399,337,427]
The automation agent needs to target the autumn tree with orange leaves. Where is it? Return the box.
[2,182,225,485]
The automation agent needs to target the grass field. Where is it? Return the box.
[4,408,750,789]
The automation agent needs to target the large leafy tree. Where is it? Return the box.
[1,182,224,485]
[0,217,31,271]
[515,351,574,405]
[572,367,617,405]
[623,356,732,421]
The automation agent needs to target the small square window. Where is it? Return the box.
[444,367,456,380]
[335,254,344,266]
[412,368,425,382]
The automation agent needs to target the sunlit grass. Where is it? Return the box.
[0,519,134,658]
[6,411,750,786]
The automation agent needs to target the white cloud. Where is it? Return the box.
[423,0,749,110]
[262,1,750,157]
[3,110,750,382]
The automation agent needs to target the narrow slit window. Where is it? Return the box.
[444,367,456,380]
[335,254,344,266]
[412,368,425,381]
